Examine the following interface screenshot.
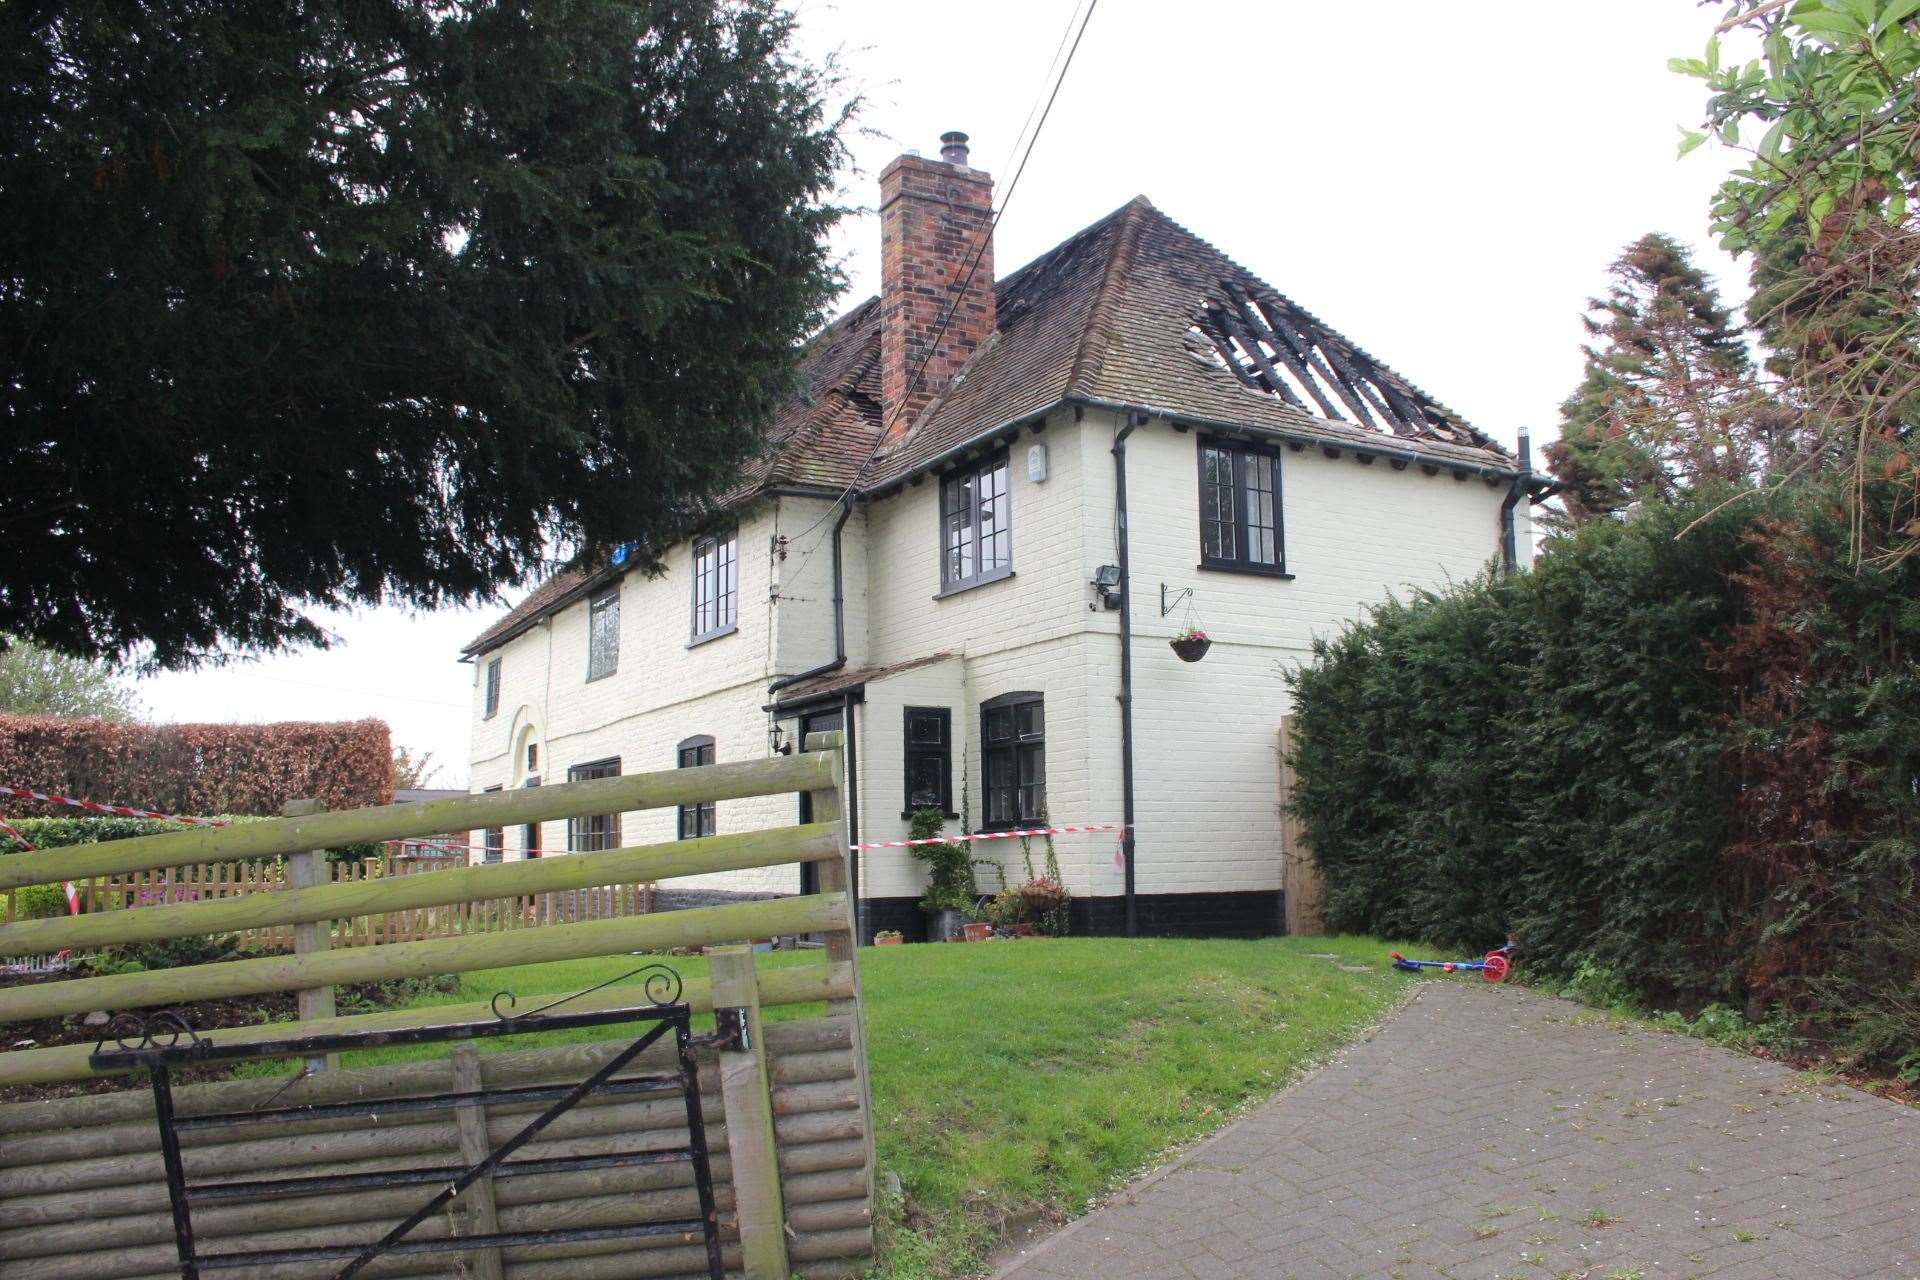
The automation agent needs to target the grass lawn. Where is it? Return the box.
[283,934,1416,1278]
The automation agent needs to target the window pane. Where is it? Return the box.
[984,706,1012,742]
[1016,701,1042,739]
[1201,446,1236,561]
[588,593,619,679]
[1245,455,1277,565]
[907,711,945,745]
[907,753,944,808]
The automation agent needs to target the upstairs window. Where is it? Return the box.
[691,531,738,643]
[483,658,501,719]
[676,736,717,838]
[587,587,620,681]
[904,707,953,816]
[567,758,621,851]
[1198,438,1287,576]
[981,692,1045,830]
[940,453,1011,593]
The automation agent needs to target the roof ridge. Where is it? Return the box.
[1063,196,1154,398]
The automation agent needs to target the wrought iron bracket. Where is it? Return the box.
[713,1005,753,1054]
[1160,583,1193,617]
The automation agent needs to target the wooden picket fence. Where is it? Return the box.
[0,738,872,1280]
[46,854,654,950]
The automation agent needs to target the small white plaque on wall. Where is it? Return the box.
[1027,443,1049,484]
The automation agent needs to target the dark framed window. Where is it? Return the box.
[481,785,504,863]
[522,776,541,857]
[567,758,621,851]
[1198,438,1288,575]
[525,742,539,773]
[904,707,953,816]
[676,736,716,839]
[483,659,501,719]
[691,531,738,643]
[939,452,1012,593]
[586,588,620,681]
[980,692,1045,830]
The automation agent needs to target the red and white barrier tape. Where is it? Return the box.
[0,815,80,915]
[850,822,1126,851]
[0,785,230,828]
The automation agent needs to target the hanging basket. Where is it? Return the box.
[1170,635,1211,663]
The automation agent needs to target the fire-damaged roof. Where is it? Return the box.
[465,197,1517,656]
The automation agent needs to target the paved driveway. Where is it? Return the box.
[996,982,1918,1280]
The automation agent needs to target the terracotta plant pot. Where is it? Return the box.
[1170,635,1211,663]
[874,934,904,946]
[961,921,993,943]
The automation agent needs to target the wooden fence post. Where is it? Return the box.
[281,798,338,1071]
[1276,718,1324,936]
[709,945,788,1280]
[802,731,876,1205]
[449,1043,505,1280]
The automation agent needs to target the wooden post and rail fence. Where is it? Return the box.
[0,736,871,1280]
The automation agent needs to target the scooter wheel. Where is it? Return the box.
[1482,952,1510,983]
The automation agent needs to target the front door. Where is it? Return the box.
[796,708,843,895]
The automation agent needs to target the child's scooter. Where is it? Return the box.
[1389,941,1513,983]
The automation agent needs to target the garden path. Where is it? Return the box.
[994,981,1919,1280]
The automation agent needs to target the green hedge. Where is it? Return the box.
[1285,483,1920,1062]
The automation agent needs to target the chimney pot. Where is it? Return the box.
[939,131,971,167]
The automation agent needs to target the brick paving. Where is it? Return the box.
[996,981,1920,1280]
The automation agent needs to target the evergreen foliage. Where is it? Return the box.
[0,636,141,720]
[1546,234,1786,524]
[1285,482,1920,1064]
[0,1,849,665]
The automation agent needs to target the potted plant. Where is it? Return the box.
[907,807,979,944]
[874,929,904,946]
[1170,624,1211,662]
[961,920,993,943]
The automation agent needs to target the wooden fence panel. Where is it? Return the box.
[0,743,871,1277]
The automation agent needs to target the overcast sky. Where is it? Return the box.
[137,0,1747,787]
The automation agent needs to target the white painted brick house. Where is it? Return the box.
[463,132,1550,940]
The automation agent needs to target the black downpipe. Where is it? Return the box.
[1113,414,1142,937]
[1499,429,1533,573]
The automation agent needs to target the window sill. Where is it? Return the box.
[687,623,738,649]
[585,669,618,684]
[1196,560,1295,581]
[933,565,1015,600]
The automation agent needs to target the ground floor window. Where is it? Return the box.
[567,758,621,851]
[904,706,953,815]
[981,692,1045,830]
[677,735,716,838]
[481,784,504,863]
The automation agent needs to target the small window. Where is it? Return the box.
[903,707,953,815]
[940,453,1012,592]
[980,692,1045,831]
[525,742,538,773]
[481,784,504,863]
[567,758,621,851]
[676,735,716,838]
[522,776,541,857]
[691,531,738,643]
[483,658,501,719]
[1198,438,1287,575]
[587,588,620,681]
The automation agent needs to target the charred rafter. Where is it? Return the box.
[1189,283,1494,450]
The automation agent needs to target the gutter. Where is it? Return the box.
[1113,412,1142,938]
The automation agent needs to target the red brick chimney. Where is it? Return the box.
[879,131,996,440]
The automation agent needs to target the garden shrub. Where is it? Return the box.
[0,815,382,864]
[1285,481,1920,1069]
[2,883,68,919]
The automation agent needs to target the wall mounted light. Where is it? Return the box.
[1091,564,1123,611]
[768,721,791,756]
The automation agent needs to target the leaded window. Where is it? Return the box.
[676,736,716,838]
[481,784,504,864]
[940,454,1011,591]
[586,588,620,681]
[691,531,738,642]
[1198,439,1286,574]
[981,692,1045,830]
[483,658,501,719]
[567,758,621,851]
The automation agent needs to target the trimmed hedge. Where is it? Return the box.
[0,716,391,817]
[1285,483,1920,1062]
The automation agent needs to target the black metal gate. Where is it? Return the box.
[89,964,728,1280]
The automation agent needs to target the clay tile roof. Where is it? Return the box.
[766,652,956,708]
[465,197,1515,656]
